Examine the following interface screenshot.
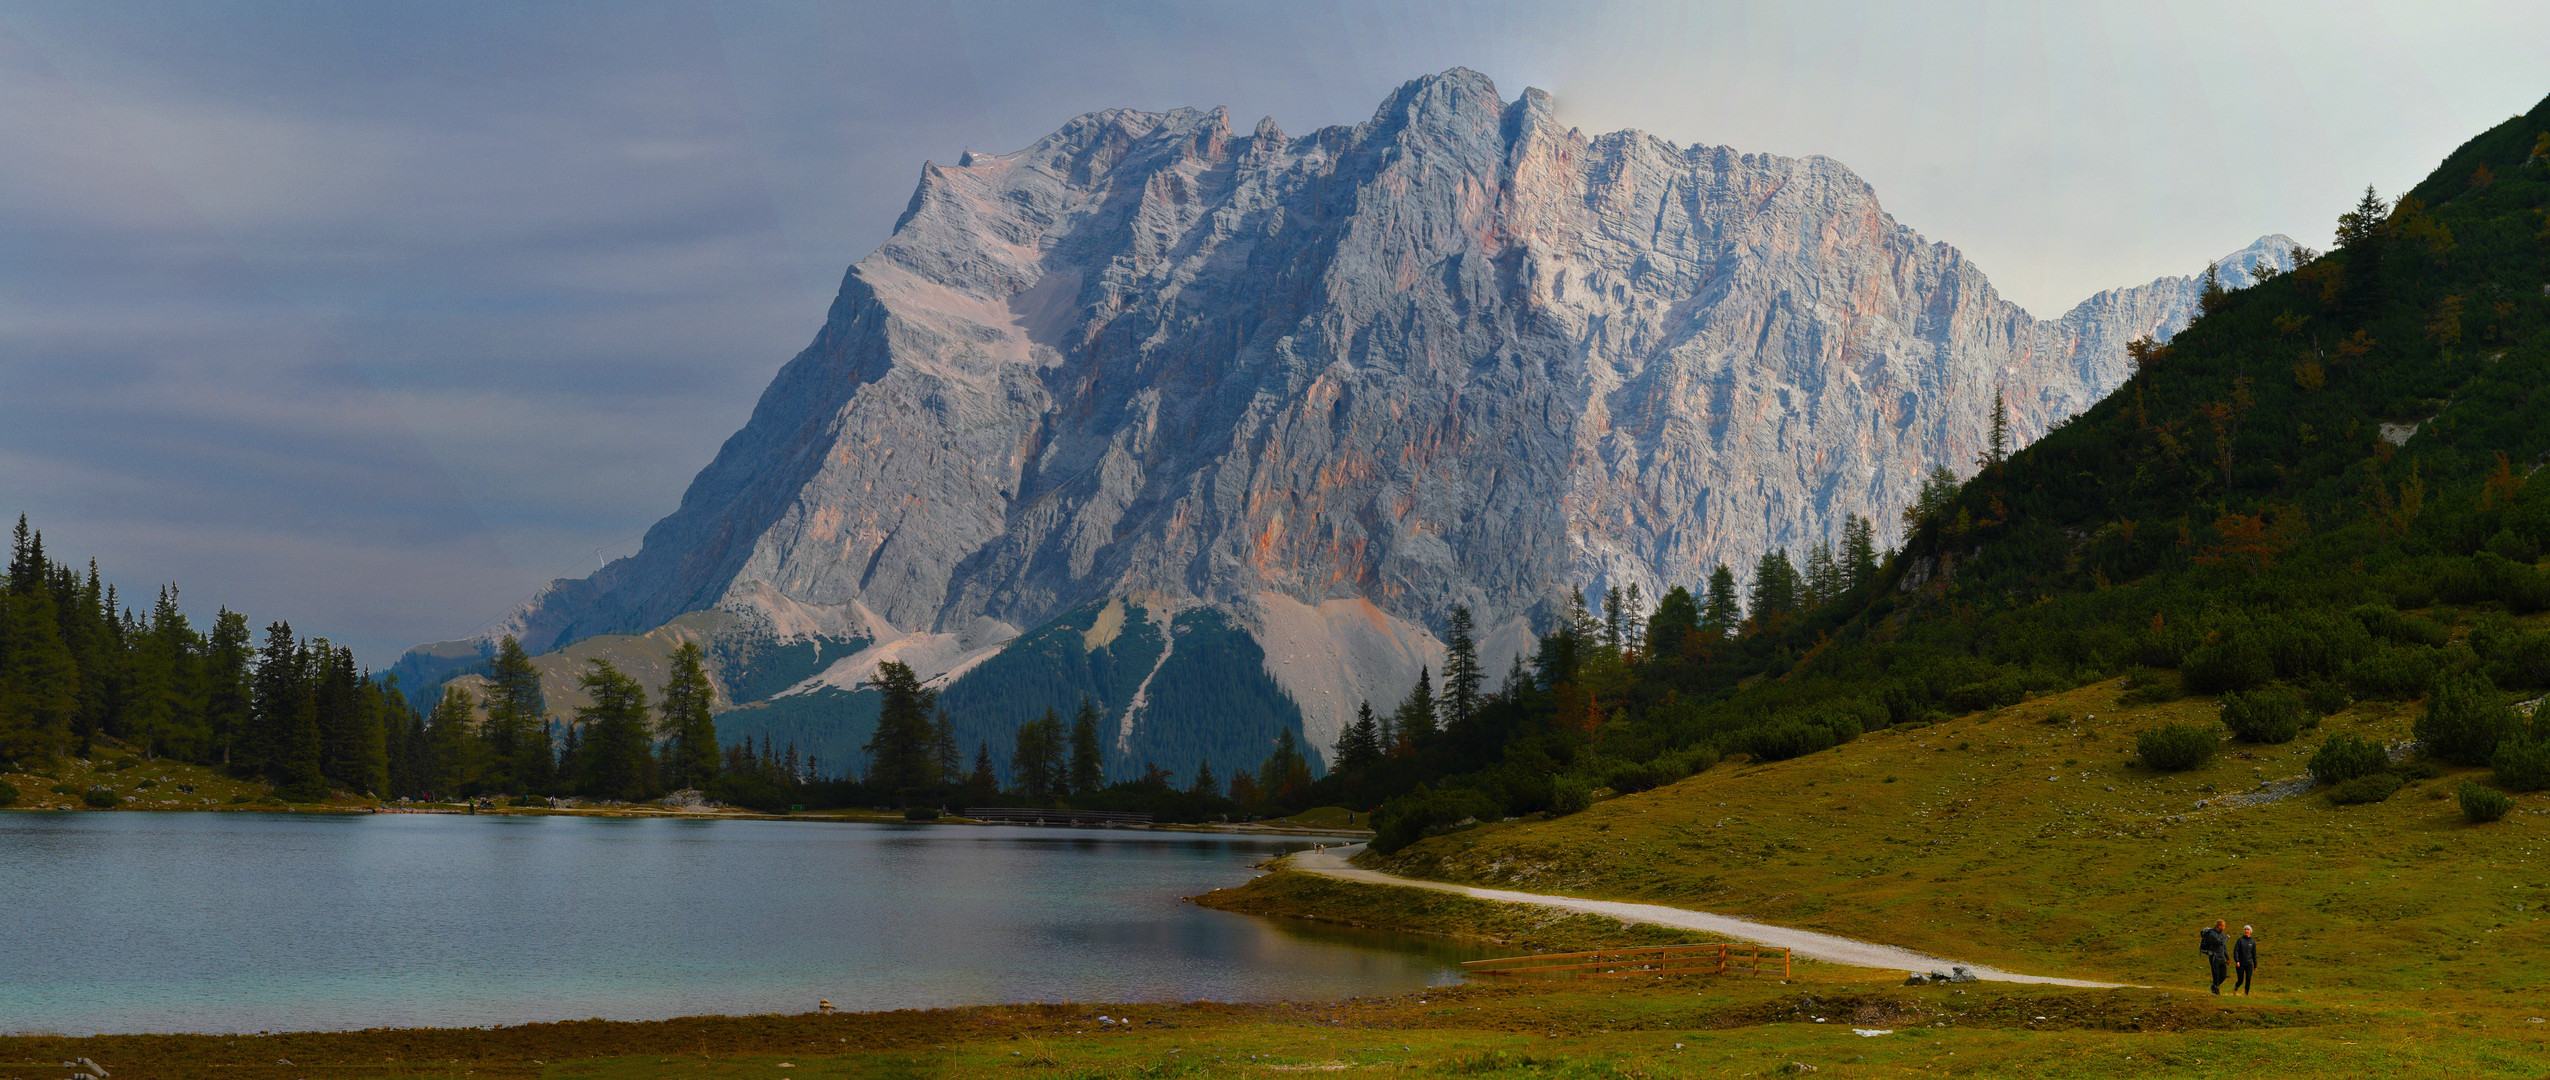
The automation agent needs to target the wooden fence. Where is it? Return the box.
[1461,942,1789,981]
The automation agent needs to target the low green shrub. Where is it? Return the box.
[2346,645,2443,700]
[135,778,158,789]
[2310,733,2390,785]
[1605,761,1662,794]
[1547,775,1595,815]
[0,778,17,807]
[2490,734,2550,792]
[2459,781,2513,823]
[2489,528,2542,564]
[2354,604,2451,647]
[2118,667,2182,705]
[903,806,941,821]
[50,783,78,797]
[2415,672,2522,766]
[2182,632,2273,695]
[1946,676,2027,713]
[2137,723,2218,771]
[2327,773,2403,805]
[81,788,118,809]
[2302,679,2352,717]
[1371,784,1502,853]
[2221,686,2306,743]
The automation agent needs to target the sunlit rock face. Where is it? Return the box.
[427,69,2287,759]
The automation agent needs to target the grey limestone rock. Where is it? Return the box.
[421,69,2291,755]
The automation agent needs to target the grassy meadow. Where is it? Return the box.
[1360,675,2547,996]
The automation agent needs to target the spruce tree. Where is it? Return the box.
[248,622,309,790]
[1257,728,1310,801]
[932,709,961,788]
[1011,709,1066,801]
[0,569,77,766]
[424,686,479,798]
[1840,515,1879,593]
[2334,185,2388,248]
[655,641,720,790]
[573,659,655,801]
[1747,550,1799,631]
[2196,264,2228,316]
[274,639,325,800]
[1699,566,1742,641]
[1068,698,1105,795]
[1802,541,1841,609]
[1644,586,1701,658]
[862,659,937,800]
[1189,757,1216,799]
[1392,667,1439,748]
[966,741,999,804]
[1440,606,1483,735]
[1336,700,1382,772]
[481,636,550,794]
[204,610,253,766]
[313,643,363,791]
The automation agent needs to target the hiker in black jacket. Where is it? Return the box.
[2200,919,2231,994]
[2233,925,2258,995]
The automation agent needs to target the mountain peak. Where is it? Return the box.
[402,73,2293,781]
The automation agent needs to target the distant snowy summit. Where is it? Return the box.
[399,69,2292,780]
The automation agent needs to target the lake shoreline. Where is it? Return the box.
[0,801,1373,838]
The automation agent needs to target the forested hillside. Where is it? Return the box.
[0,518,422,800]
[1306,94,2550,850]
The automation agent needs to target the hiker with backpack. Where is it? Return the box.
[2199,919,2231,994]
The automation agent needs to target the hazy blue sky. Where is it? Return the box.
[2,1,2543,665]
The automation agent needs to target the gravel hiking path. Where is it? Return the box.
[1287,844,2131,988]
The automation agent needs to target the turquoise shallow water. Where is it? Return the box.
[0,812,1481,1034]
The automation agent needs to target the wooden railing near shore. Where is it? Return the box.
[963,807,1154,826]
[1462,943,1789,981]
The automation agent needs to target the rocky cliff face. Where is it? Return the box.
[405,70,2289,771]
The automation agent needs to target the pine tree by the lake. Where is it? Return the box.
[1067,697,1104,794]
[1010,709,1066,801]
[655,641,719,791]
[573,659,655,801]
[965,740,998,804]
[480,636,550,795]
[204,610,252,766]
[862,659,937,801]
[423,686,479,798]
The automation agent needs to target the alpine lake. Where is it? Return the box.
[0,811,1483,1035]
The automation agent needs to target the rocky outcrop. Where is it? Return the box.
[404,69,2288,766]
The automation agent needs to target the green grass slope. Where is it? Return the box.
[1365,675,2546,992]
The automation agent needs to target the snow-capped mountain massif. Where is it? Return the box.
[399,70,2291,778]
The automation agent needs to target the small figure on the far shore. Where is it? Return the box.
[2233,925,2258,995]
[2200,919,2231,995]
[818,999,833,1014]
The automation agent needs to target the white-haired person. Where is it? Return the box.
[2232,925,2258,995]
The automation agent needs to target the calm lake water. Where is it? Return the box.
[0,812,1483,1035]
